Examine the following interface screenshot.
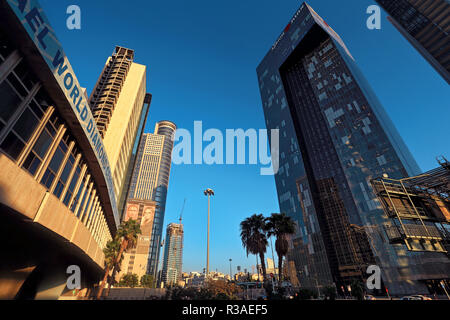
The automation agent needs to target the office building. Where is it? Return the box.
[89,46,150,213]
[257,2,449,295]
[126,121,177,277]
[371,158,450,294]
[161,223,184,286]
[0,0,118,299]
[118,199,157,279]
[376,0,450,84]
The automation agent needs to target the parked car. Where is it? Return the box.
[401,296,424,300]
[364,295,376,300]
[410,295,432,300]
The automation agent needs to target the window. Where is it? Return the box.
[0,80,22,124]
[0,30,14,62]
[63,161,82,206]
[12,107,39,142]
[40,140,68,189]
[22,127,54,175]
[71,174,87,213]
[0,131,25,160]
[53,152,75,198]
[13,61,37,91]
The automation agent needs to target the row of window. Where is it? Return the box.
[0,32,112,250]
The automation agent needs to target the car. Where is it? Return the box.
[401,296,423,300]
[410,295,432,300]
[364,295,376,300]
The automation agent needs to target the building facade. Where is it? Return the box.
[161,223,184,286]
[0,0,119,299]
[89,46,149,213]
[126,121,177,277]
[376,0,450,84]
[256,2,447,295]
[118,199,157,280]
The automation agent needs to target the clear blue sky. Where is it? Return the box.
[40,0,449,275]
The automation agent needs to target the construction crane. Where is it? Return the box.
[179,198,186,225]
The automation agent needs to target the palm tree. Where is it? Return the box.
[96,239,120,299]
[96,219,141,299]
[240,214,268,280]
[109,219,141,290]
[265,213,296,283]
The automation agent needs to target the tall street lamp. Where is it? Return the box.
[229,258,233,280]
[204,188,215,276]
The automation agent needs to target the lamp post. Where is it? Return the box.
[204,188,215,277]
[229,258,233,281]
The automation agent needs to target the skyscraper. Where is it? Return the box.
[161,223,184,286]
[89,46,149,210]
[126,120,177,277]
[257,2,447,295]
[376,0,450,84]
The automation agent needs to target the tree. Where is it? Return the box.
[205,279,242,300]
[108,220,142,292]
[96,219,141,299]
[323,285,337,301]
[140,274,154,288]
[240,214,269,280]
[119,273,139,288]
[96,239,120,299]
[350,279,365,300]
[265,213,296,283]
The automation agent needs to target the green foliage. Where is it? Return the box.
[294,288,317,300]
[116,219,142,250]
[118,273,139,288]
[240,214,268,278]
[140,274,154,288]
[103,240,120,270]
[323,285,337,301]
[265,213,296,282]
[240,214,268,257]
[350,279,365,300]
[165,280,242,300]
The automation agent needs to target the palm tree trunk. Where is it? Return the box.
[278,253,283,284]
[96,266,110,300]
[107,238,128,297]
[259,252,267,280]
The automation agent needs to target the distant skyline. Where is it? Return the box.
[40,0,449,275]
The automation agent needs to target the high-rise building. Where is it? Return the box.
[376,0,450,84]
[126,120,177,277]
[161,223,184,286]
[257,2,448,295]
[89,46,149,211]
[118,199,157,279]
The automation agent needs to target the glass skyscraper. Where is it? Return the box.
[126,120,177,277]
[376,0,449,84]
[257,2,447,295]
[161,223,184,286]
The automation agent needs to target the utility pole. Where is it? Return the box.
[204,189,214,277]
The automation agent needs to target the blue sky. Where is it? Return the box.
[40,0,449,275]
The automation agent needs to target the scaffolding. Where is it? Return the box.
[371,157,450,254]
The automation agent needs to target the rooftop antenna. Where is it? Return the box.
[179,198,186,224]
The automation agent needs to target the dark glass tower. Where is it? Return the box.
[257,2,447,295]
[376,0,450,84]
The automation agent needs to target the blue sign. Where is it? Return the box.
[7,0,119,226]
